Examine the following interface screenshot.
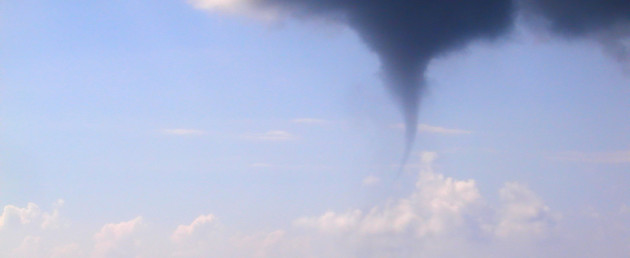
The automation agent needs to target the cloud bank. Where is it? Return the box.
[5,153,630,257]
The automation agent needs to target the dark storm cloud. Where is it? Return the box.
[523,0,630,36]
[523,0,630,69]
[199,0,629,166]
[257,0,515,163]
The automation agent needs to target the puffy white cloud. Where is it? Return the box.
[93,216,144,257]
[3,153,629,257]
[296,152,482,239]
[171,214,216,243]
[491,182,559,239]
[0,199,64,231]
[0,203,41,229]
[286,152,560,257]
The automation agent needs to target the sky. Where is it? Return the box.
[1,0,630,257]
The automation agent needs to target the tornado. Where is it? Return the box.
[260,0,515,165]
[191,0,629,167]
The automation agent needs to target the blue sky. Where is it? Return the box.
[1,0,630,257]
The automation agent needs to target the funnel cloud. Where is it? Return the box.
[257,0,515,164]
[191,0,630,165]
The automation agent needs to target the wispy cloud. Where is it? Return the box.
[292,118,330,125]
[162,129,206,136]
[250,163,274,168]
[549,150,630,164]
[418,124,472,135]
[242,130,297,141]
[362,175,380,186]
[392,123,473,135]
[188,0,281,21]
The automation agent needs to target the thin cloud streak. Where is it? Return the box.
[250,163,274,168]
[418,124,473,135]
[162,129,207,136]
[361,175,380,186]
[242,130,298,141]
[292,118,330,125]
[392,123,473,135]
[550,150,630,164]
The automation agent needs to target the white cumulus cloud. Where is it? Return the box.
[3,154,629,257]
[286,152,560,257]
[491,182,559,238]
[0,199,64,231]
[93,216,144,258]
[0,203,41,229]
[171,214,216,243]
[296,152,482,239]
